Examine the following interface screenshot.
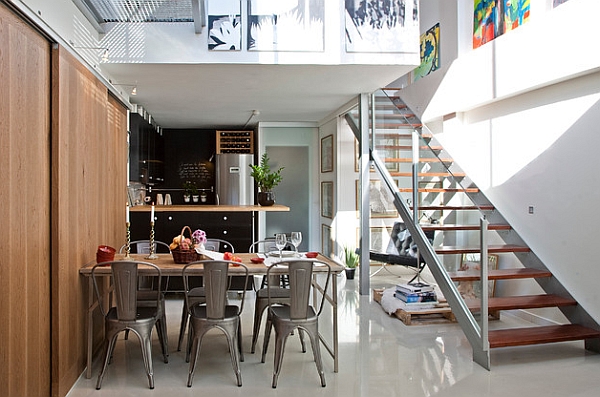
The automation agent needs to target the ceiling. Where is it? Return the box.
[80,0,413,130]
[102,63,412,130]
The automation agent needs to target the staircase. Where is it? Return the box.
[348,89,600,368]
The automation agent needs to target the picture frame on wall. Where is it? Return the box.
[321,224,332,258]
[321,181,334,219]
[356,180,398,218]
[321,134,333,173]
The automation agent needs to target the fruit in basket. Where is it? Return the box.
[223,252,233,260]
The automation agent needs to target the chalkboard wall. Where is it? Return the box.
[158,129,217,204]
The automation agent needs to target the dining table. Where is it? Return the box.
[79,252,344,378]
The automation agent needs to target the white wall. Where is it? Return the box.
[400,0,600,322]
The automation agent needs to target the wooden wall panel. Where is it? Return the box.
[0,3,51,397]
[51,47,127,397]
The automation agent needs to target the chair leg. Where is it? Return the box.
[177,300,188,351]
[238,320,244,363]
[186,335,200,387]
[139,331,155,389]
[251,302,267,354]
[228,320,243,387]
[261,317,273,363]
[271,328,290,388]
[306,326,326,387]
[96,332,119,390]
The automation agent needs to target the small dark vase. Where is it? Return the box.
[345,268,356,280]
[258,191,275,206]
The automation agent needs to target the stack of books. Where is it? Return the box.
[394,282,437,304]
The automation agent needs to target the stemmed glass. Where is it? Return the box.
[275,233,287,258]
[290,232,302,256]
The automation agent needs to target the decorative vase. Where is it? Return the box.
[345,268,356,280]
[258,191,275,206]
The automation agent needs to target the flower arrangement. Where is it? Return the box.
[170,227,206,251]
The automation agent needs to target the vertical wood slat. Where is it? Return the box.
[0,3,51,397]
[51,47,127,397]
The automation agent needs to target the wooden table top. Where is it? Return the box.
[79,253,343,275]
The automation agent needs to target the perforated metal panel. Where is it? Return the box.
[81,0,194,23]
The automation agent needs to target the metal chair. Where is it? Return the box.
[261,260,331,388]
[91,260,169,390]
[249,240,300,354]
[182,260,249,387]
[118,240,170,344]
[176,239,235,351]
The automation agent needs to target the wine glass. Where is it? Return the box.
[275,233,287,258]
[290,232,302,256]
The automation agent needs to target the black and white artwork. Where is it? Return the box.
[208,0,241,51]
[345,0,420,52]
[248,0,324,51]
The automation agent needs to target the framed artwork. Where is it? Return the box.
[412,23,440,82]
[321,135,333,173]
[345,0,419,53]
[321,224,332,258]
[356,180,397,218]
[248,0,325,51]
[321,181,334,219]
[208,0,242,51]
[456,253,499,299]
[369,226,392,254]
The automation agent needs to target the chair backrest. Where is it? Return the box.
[266,260,331,319]
[119,240,171,254]
[92,260,162,320]
[205,238,235,253]
[183,260,249,319]
[248,239,296,254]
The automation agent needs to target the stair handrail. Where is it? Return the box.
[345,91,492,369]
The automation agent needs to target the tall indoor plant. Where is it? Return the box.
[249,153,284,206]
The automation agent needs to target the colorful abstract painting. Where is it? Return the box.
[345,0,419,53]
[473,0,530,49]
[248,0,324,52]
[412,23,440,82]
[503,0,530,33]
[208,1,241,51]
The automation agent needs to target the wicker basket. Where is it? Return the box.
[171,226,201,264]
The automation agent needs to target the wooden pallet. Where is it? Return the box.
[372,289,456,325]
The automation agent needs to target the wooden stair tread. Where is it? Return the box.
[414,205,495,211]
[398,187,479,193]
[488,324,600,348]
[375,145,442,150]
[465,294,577,311]
[421,224,510,231]
[448,268,552,281]
[389,172,466,177]
[435,244,530,254]
[384,157,453,163]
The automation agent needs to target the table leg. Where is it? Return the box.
[86,276,94,379]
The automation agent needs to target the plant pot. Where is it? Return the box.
[192,195,199,203]
[183,194,191,203]
[258,191,275,206]
[345,268,356,280]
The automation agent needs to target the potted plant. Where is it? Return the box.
[249,153,284,206]
[343,245,359,280]
[183,181,198,203]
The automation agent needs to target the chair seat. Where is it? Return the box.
[256,287,291,299]
[106,307,159,323]
[190,304,240,319]
[270,305,317,321]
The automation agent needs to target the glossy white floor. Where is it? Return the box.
[67,267,600,397]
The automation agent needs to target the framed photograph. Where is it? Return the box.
[456,253,499,299]
[321,181,334,219]
[321,134,333,173]
[321,224,332,258]
[356,180,397,218]
[208,1,242,51]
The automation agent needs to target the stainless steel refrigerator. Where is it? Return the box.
[215,154,254,205]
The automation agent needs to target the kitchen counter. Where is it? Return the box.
[129,204,289,212]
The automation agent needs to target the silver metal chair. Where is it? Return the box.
[118,240,170,344]
[176,239,235,351]
[182,260,249,387]
[249,240,301,354]
[91,260,169,390]
[261,260,331,388]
